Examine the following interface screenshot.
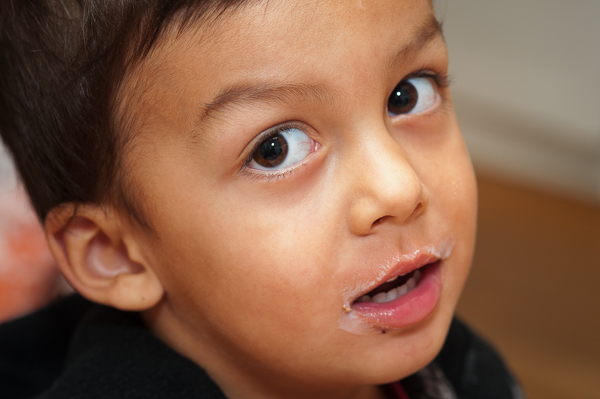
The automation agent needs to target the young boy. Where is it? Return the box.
[0,0,523,398]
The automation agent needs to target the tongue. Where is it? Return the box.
[365,271,413,297]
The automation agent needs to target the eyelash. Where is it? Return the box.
[407,69,451,89]
[241,165,305,182]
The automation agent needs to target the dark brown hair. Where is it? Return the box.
[0,0,249,228]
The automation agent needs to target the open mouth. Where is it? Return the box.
[352,260,439,305]
[339,241,453,334]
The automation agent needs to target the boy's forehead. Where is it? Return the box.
[144,0,437,76]
[124,0,439,130]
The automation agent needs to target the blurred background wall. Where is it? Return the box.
[0,141,62,323]
[436,1,600,399]
[437,0,600,202]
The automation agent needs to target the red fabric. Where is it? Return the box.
[388,381,410,399]
[0,187,61,322]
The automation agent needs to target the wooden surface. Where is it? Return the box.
[456,175,600,399]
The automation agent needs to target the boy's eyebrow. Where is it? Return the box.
[196,15,443,124]
[197,83,333,125]
[385,15,444,75]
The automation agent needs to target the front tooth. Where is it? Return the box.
[414,269,422,281]
[386,276,398,283]
[406,277,416,290]
[372,292,388,303]
[386,288,399,302]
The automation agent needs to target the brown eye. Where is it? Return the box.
[252,134,289,167]
[247,127,316,172]
[387,77,438,117]
[388,80,418,115]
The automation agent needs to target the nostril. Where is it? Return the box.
[371,199,425,229]
[373,216,386,225]
[409,202,423,219]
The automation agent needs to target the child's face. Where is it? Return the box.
[126,0,477,395]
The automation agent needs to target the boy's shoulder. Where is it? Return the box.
[0,296,522,399]
[0,295,90,398]
[0,295,225,399]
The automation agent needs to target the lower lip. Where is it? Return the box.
[350,261,442,330]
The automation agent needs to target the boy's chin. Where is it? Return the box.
[339,306,453,385]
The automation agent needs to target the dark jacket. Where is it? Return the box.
[0,295,524,399]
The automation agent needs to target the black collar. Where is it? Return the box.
[46,302,227,399]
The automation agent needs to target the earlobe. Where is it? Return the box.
[44,204,164,311]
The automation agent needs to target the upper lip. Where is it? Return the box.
[346,241,454,303]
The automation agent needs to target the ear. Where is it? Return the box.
[44,204,164,311]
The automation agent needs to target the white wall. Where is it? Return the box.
[436,0,600,202]
[0,143,16,189]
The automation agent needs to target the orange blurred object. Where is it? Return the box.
[0,186,63,322]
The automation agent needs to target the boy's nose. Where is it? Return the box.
[346,129,430,236]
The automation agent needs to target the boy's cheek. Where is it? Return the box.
[146,237,350,368]
[141,192,341,300]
